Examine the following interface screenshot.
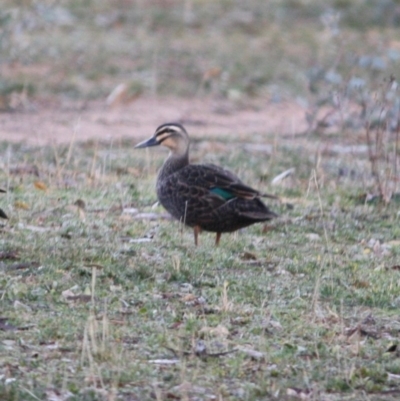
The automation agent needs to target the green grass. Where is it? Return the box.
[0,133,399,400]
[1,1,400,399]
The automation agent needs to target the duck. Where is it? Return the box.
[135,123,277,246]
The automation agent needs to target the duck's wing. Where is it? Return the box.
[186,164,275,200]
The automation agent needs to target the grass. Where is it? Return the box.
[1,1,400,399]
[2,0,400,102]
[0,131,399,401]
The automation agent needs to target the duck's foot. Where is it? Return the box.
[215,232,221,246]
[193,225,202,246]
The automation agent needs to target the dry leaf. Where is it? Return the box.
[181,294,197,302]
[14,200,30,210]
[353,280,370,288]
[34,181,48,191]
[262,224,275,233]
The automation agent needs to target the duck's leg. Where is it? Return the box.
[215,232,221,246]
[193,225,201,246]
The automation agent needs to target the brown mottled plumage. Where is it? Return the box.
[135,123,277,246]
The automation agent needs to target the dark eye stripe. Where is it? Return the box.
[156,127,179,139]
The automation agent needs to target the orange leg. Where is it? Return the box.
[215,232,221,246]
[193,226,201,246]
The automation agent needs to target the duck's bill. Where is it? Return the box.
[134,137,159,148]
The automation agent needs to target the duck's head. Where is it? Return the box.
[135,123,189,156]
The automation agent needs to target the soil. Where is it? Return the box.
[0,96,307,146]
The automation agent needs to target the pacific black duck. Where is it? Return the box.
[135,123,277,246]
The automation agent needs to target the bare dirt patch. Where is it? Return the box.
[0,96,307,145]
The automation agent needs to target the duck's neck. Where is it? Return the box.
[158,151,189,181]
